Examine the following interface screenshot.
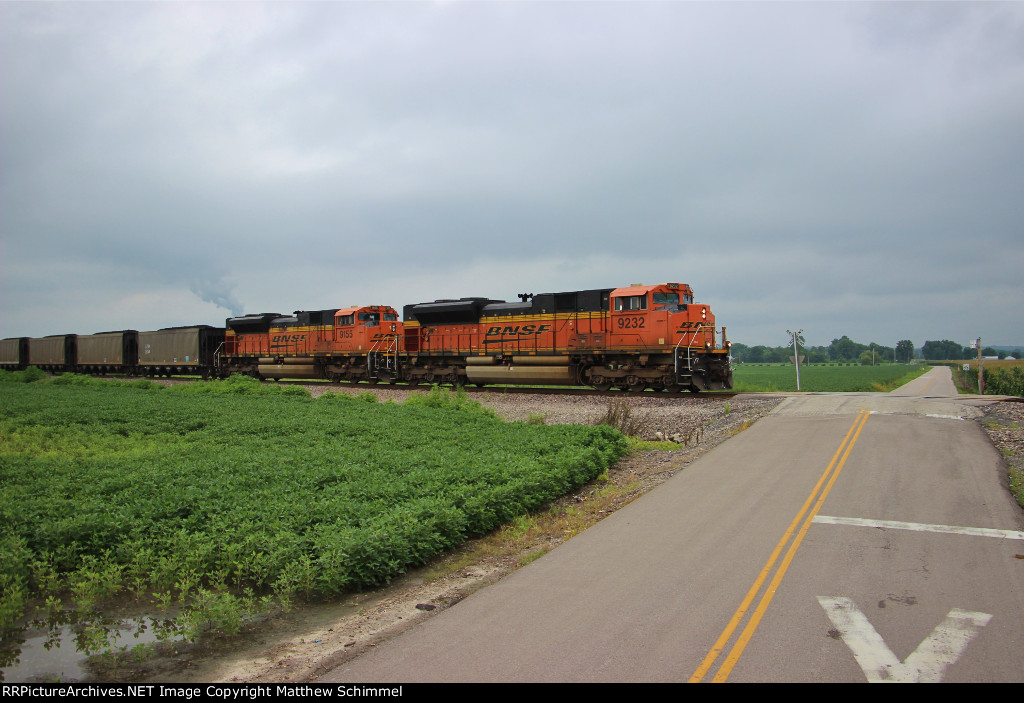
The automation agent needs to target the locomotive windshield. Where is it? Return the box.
[652,292,679,306]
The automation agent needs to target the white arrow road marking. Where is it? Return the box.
[817,596,992,682]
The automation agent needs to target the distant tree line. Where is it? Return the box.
[921,340,1020,360]
[733,337,1021,364]
[732,336,901,365]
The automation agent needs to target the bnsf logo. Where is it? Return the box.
[485,325,551,337]
[271,334,307,343]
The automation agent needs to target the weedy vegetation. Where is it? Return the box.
[948,360,1024,396]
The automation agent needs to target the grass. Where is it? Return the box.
[731,363,927,393]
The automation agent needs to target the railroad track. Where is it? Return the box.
[304,379,739,400]
[136,374,739,400]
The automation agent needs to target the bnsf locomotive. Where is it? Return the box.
[1,282,732,392]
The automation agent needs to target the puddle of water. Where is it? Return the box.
[1,611,185,683]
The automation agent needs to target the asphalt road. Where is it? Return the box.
[323,367,1024,682]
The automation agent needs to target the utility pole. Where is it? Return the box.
[978,337,984,394]
[787,329,803,391]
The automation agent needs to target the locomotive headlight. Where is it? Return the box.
[701,308,707,319]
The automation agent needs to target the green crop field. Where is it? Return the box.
[731,363,927,392]
[0,375,627,646]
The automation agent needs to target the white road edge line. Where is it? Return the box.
[813,515,1024,540]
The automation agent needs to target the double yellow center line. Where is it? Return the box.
[689,408,871,683]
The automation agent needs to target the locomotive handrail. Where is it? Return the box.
[212,341,225,372]
[367,334,400,375]
[674,324,711,376]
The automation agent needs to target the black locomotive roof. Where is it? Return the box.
[403,298,505,325]
[481,301,532,316]
[404,288,616,323]
[226,313,283,333]
[294,309,340,326]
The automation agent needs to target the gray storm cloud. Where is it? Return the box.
[1,2,1022,345]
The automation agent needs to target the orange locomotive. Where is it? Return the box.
[6,282,729,390]
[221,305,403,383]
[217,282,731,391]
[401,282,732,391]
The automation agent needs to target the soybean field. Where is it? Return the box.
[0,375,628,654]
[731,363,927,393]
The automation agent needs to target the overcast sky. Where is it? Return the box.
[2,1,1022,348]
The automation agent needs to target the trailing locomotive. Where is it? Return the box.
[220,306,401,382]
[2,282,733,392]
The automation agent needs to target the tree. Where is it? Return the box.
[750,345,769,363]
[896,340,914,363]
[922,340,964,360]
[829,335,867,362]
[807,348,829,364]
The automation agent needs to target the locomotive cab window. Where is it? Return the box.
[614,295,648,311]
[383,313,397,322]
[338,315,354,326]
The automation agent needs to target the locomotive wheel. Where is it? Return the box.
[628,382,647,392]
[593,382,612,392]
